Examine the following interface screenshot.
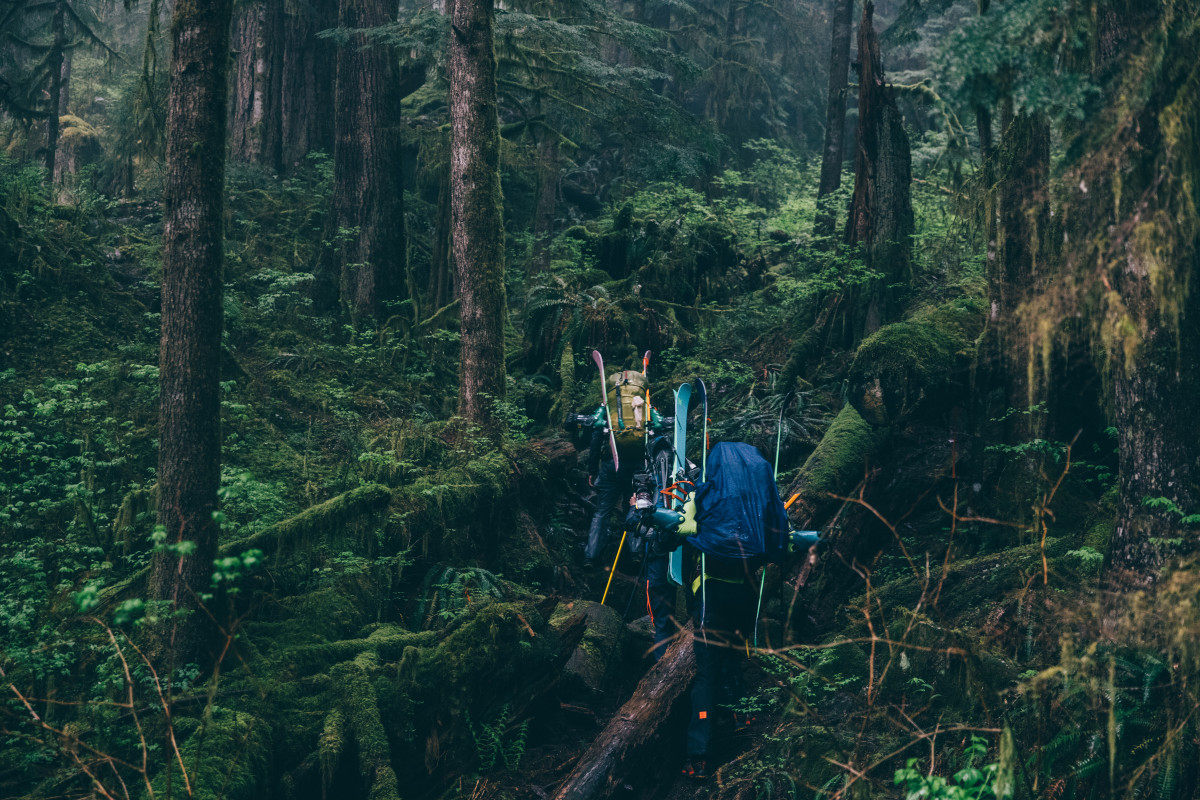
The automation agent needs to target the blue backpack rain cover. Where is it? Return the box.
[691,442,789,563]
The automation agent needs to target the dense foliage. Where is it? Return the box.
[2,1,1199,799]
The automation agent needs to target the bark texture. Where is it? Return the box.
[841,0,913,343]
[321,0,405,319]
[982,110,1051,444]
[149,0,234,666]
[551,627,696,800]
[1087,12,1200,585]
[812,0,854,241]
[450,0,507,425]
[228,0,336,171]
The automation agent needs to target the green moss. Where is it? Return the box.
[330,653,401,800]
[219,483,393,558]
[848,299,985,426]
[149,709,271,800]
[791,404,885,502]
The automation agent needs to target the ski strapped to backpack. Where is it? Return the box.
[591,350,621,472]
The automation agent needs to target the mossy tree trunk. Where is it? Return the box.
[1079,8,1200,585]
[149,0,234,666]
[319,0,406,320]
[450,0,507,426]
[841,0,913,345]
[812,0,854,241]
[982,109,1051,445]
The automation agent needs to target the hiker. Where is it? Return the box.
[584,415,636,568]
[582,363,666,569]
[675,442,790,779]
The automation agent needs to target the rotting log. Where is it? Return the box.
[552,624,696,800]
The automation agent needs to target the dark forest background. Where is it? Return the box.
[2,0,1199,798]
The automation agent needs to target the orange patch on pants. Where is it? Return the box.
[698,711,707,719]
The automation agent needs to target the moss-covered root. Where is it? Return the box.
[330,652,401,800]
[150,709,271,800]
[787,404,886,521]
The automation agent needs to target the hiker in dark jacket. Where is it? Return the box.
[676,442,790,779]
[584,417,636,568]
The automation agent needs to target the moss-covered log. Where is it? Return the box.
[786,404,886,525]
[219,483,393,557]
[552,625,696,800]
[847,299,985,427]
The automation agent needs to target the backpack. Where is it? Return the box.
[606,370,650,463]
[689,442,789,564]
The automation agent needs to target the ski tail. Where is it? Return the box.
[693,378,708,481]
[592,350,619,472]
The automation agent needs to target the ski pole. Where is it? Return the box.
[601,530,627,605]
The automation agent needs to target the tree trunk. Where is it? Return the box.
[44,0,65,180]
[58,47,71,115]
[990,109,1050,441]
[228,0,336,172]
[450,0,507,425]
[229,0,282,168]
[529,133,559,277]
[320,0,406,320]
[552,627,696,800]
[841,0,913,343]
[279,0,337,170]
[149,0,234,667]
[812,0,854,241]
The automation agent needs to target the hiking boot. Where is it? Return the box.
[681,759,708,779]
[732,712,756,728]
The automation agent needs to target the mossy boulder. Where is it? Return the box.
[847,298,985,426]
[550,599,622,690]
[55,115,102,178]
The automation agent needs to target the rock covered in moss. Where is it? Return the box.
[847,299,985,426]
[55,115,103,180]
[550,599,622,690]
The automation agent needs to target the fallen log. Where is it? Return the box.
[552,624,696,800]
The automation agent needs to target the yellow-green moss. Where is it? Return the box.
[791,404,884,502]
[848,299,985,426]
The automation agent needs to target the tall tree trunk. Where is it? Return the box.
[44,0,65,180]
[229,0,282,168]
[320,0,405,320]
[149,0,234,667]
[450,0,507,425]
[279,0,337,170]
[529,133,559,277]
[812,0,854,241]
[58,48,71,115]
[841,0,913,343]
[228,0,336,171]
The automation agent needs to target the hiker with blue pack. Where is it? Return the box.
[673,441,790,778]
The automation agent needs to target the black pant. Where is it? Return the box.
[585,459,633,562]
[686,575,756,758]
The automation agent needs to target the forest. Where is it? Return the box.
[1,0,1198,797]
